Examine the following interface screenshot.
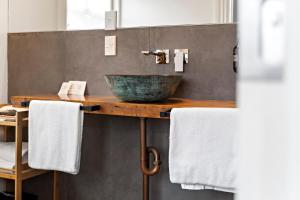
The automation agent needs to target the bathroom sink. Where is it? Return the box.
[104,75,182,102]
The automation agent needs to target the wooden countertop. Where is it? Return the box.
[11,95,236,119]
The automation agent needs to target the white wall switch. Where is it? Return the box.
[174,51,184,72]
[105,11,117,30]
[105,36,117,56]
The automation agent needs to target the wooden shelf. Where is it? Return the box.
[0,163,48,180]
[0,105,58,200]
[0,119,28,127]
[11,95,236,119]
[0,120,16,127]
[0,105,28,127]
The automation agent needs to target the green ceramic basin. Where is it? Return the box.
[104,75,182,102]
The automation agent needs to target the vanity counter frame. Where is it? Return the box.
[11,95,235,200]
[11,95,235,119]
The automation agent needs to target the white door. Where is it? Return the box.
[238,0,300,199]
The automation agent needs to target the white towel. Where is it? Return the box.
[169,108,239,193]
[0,142,28,169]
[29,100,84,174]
[0,142,28,163]
[0,156,28,170]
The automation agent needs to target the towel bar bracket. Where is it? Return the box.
[20,101,101,112]
[160,109,172,118]
[21,101,30,108]
[81,105,101,112]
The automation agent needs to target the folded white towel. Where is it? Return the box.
[0,156,28,170]
[29,100,84,174]
[0,142,28,169]
[169,108,239,193]
[0,142,28,163]
[181,184,234,193]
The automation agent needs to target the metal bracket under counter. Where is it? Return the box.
[160,109,172,118]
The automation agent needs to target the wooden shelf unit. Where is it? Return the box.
[0,107,59,200]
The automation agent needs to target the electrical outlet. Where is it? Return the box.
[105,36,117,56]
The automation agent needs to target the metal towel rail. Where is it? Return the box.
[20,101,101,112]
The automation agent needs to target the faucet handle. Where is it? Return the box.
[174,49,189,72]
[174,49,189,64]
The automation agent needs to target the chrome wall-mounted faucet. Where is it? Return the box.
[141,49,170,64]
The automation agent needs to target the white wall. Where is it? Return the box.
[9,0,66,33]
[0,0,65,104]
[0,0,65,103]
[0,0,8,103]
[0,0,8,192]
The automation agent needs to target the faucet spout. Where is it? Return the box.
[141,50,165,56]
[141,49,169,64]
